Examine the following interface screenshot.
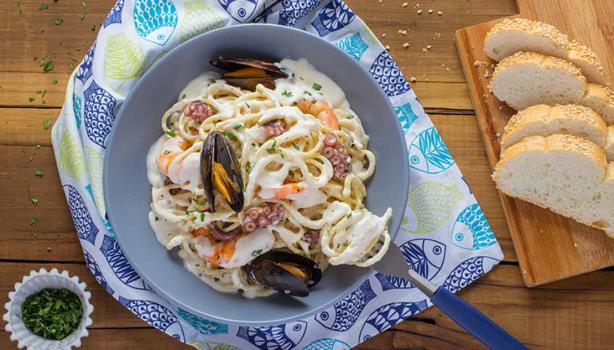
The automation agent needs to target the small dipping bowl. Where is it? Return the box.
[3,268,94,350]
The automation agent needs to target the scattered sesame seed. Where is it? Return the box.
[426,45,432,49]
[437,11,443,15]
[428,9,433,14]
[416,9,423,14]
[385,45,391,51]
[47,246,53,252]
[403,43,410,49]
[381,33,386,38]
[421,48,427,53]
[400,30,407,36]
[402,2,408,7]
[410,77,417,82]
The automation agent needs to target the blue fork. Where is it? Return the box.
[372,243,527,350]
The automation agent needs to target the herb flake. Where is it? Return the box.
[252,249,262,257]
[34,169,43,177]
[312,83,322,91]
[29,196,39,206]
[21,288,83,340]
[39,2,48,10]
[165,130,176,137]
[223,131,237,141]
[281,90,292,98]
[43,120,52,130]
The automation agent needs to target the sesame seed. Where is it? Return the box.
[437,11,443,15]
[402,2,408,7]
[428,9,433,14]
[416,9,423,14]
[426,45,432,49]
[421,48,427,53]
[381,33,386,37]
[410,76,417,82]
[385,45,391,51]
[403,43,410,49]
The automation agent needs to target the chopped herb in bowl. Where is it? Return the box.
[20,288,83,340]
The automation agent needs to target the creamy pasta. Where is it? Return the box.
[146,58,392,298]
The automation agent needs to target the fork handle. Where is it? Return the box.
[431,287,527,350]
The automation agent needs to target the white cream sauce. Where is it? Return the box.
[277,58,346,108]
[179,72,220,101]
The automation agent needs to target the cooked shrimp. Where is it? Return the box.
[258,183,304,200]
[297,99,339,130]
[157,136,190,175]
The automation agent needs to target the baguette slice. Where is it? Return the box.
[484,18,605,83]
[501,104,607,150]
[607,126,614,160]
[580,84,614,124]
[493,134,614,237]
[491,52,587,110]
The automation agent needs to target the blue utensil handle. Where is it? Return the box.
[431,287,527,350]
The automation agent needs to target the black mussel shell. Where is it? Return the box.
[200,131,244,213]
[243,251,322,297]
[210,57,290,78]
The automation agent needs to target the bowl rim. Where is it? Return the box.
[104,23,409,326]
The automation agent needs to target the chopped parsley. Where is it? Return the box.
[233,124,244,130]
[29,196,39,206]
[292,143,300,150]
[266,140,277,154]
[29,216,39,227]
[244,161,252,174]
[200,212,205,222]
[52,79,58,85]
[312,83,322,91]
[346,114,355,119]
[28,96,35,102]
[165,130,176,137]
[250,142,256,147]
[80,10,88,21]
[43,120,52,130]
[281,90,292,98]
[252,249,262,257]
[39,2,49,10]
[53,17,63,25]
[346,212,352,219]
[21,288,83,340]
[303,90,312,96]
[223,131,237,141]
[34,169,44,177]
[39,58,54,73]
[213,277,220,282]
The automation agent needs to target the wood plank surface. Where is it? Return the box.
[455,0,614,287]
[3,0,612,349]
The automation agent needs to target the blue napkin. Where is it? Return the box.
[51,1,504,349]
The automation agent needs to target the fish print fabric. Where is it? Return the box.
[50,0,503,348]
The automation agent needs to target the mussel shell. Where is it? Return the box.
[243,251,322,297]
[200,131,244,212]
[210,57,290,78]
[224,77,276,91]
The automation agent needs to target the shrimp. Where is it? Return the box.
[297,99,339,130]
[157,136,190,175]
[192,229,238,267]
[258,183,304,200]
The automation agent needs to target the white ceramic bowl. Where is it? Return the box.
[3,268,94,350]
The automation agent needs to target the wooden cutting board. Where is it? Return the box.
[455,0,614,287]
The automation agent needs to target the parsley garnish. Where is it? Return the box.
[303,90,312,96]
[34,169,44,177]
[281,90,292,98]
[28,96,35,102]
[312,83,322,91]
[43,120,52,129]
[346,114,355,119]
[21,288,83,340]
[52,78,58,85]
[292,143,300,150]
[54,17,63,25]
[29,196,39,206]
[39,2,49,10]
[245,161,252,174]
[165,130,176,137]
[214,277,220,282]
[80,11,88,20]
[29,216,39,227]
[200,212,205,222]
[233,124,244,130]
[346,212,352,219]
[252,249,262,257]
[223,131,237,141]
[39,58,54,73]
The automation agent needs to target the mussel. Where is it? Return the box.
[243,250,322,297]
[210,57,290,91]
[201,131,244,213]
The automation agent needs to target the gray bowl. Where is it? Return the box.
[104,24,409,326]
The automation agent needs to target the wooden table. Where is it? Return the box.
[1,1,612,349]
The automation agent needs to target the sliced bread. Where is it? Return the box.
[580,83,614,124]
[500,104,607,150]
[491,51,587,110]
[484,18,605,83]
[607,126,614,160]
[493,134,614,237]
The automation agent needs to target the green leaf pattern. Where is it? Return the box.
[179,1,226,43]
[104,33,146,81]
[58,130,86,181]
[85,145,106,211]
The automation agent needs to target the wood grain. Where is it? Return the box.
[455,0,614,287]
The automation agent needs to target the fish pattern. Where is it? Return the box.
[376,238,446,290]
[83,81,117,148]
[237,321,307,350]
[451,203,496,250]
[177,308,229,336]
[76,44,95,84]
[395,102,418,133]
[302,338,351,350]
[311,0,355,37]
[103,0,124,27]
[278,0,322,27]
[358,300,429,342]
[179,1,226,42]
[100,235,149,290]
[51,1,504,348]
[402,182,463,234]
[409,127,454,174]
[369,50,410,97]
[64,185,98,245]
[119,296,185,341]
[335,32,369,61]
[73,94,82,129]
[442,256,499,293]
[218,0,259,23]
[84,250,114,295]
[315,280,377,331]
[133,0,178,46]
